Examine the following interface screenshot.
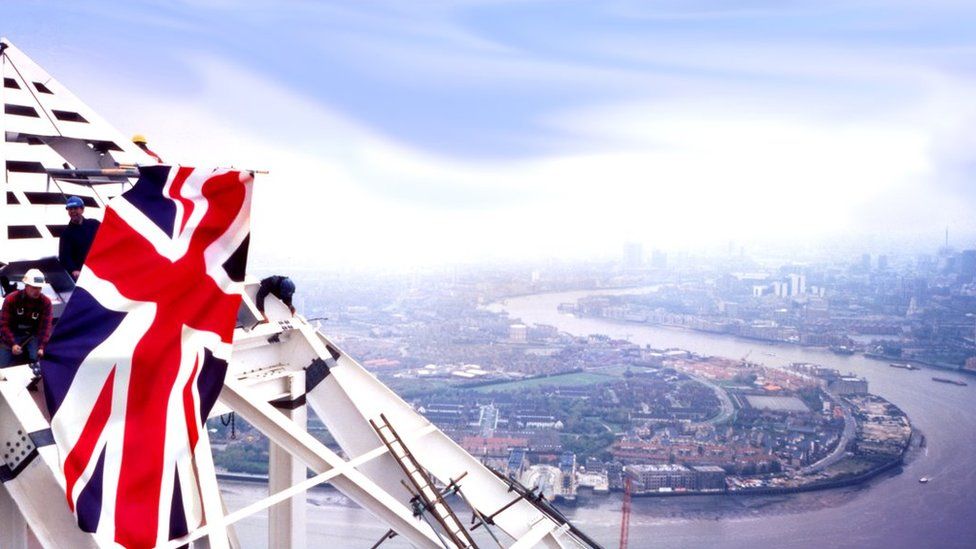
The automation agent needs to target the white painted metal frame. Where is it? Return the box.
[0,38,596,549]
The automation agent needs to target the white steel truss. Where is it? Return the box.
[0,38,598,548]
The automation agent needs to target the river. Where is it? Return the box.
[223,287,976,548]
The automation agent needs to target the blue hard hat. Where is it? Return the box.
[280,277,296,297]
[65,196,84,209]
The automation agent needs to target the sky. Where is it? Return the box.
[6,1,976,269]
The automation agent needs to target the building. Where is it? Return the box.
[478,404,499,437]
[623,242,643,270]
[559,452,577,498]
[509,323,527,342]
[690,465,727,490]
[506,447,528,478]
[960,250,976,282]
[461,436,529,460]
[626,464,696,492]
[861,253,872,271]
[651,249,668,269]
[774,281,789,298]
[789,273,806,296]
[828,375,869,395]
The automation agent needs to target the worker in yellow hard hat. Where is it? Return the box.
[132,133,163,163]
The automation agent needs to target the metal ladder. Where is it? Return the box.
[369,413,478,549]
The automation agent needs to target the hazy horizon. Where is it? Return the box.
[7,1,976,270]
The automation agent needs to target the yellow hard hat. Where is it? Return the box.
[132,134,148,144]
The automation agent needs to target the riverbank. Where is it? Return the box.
[492,288,976,548]
[569,309,972,375]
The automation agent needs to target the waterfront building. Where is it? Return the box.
[690,465,727,490]
[559,452,578,498]
[828,376,869,395]
[626,464,696,492]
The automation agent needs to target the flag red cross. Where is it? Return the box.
[77,168,246,547]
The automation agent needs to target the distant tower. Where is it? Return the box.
[651,249,668,269]
[907,297,919,317]
[789,274,806,296]
[940,226,953,256]
[623,242,643,270]
[960,250,976,282]
[860,254,871,272]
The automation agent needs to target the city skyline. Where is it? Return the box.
[6,1,976,268]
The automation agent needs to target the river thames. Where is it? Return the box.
[223,287,976,548]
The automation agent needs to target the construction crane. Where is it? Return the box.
[740,349,753,365]
[619,476,632,549]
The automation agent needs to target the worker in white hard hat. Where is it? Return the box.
[0,269,53,367]
[132,133,163,163]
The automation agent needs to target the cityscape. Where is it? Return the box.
[211,238,969,511]
[7,2,976,547]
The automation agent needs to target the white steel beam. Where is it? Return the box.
[268,373,307,549]
[0,368,98,549]
[219,378,444,549]
[296,324,582,549]
[0,483,30,549]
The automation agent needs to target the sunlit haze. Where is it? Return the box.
[7,1,976,269]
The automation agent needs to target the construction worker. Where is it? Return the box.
[0,269,53,367]
[132,133,163,163]
[256,275,296,323]
[59,196,100,280]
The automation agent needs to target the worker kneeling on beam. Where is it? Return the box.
[0,269,53,367]
[256,275,296,324]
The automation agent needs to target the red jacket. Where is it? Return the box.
[1,290,53,350]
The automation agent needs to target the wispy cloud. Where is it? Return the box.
[7,0,976,265]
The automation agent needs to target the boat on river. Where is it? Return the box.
[932,377,968,386]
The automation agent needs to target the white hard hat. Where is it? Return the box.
[22,268,48,288]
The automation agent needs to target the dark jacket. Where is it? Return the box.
[59,217,101,274]
[1,290,53,350]
[256,276,293,313]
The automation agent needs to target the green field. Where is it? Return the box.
[471,372,615,393]
[590,364,649,377]
[385,377,453,397]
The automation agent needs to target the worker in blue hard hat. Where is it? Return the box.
[58,195,100,280]
[256,275,297,323]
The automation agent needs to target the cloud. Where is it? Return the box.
[11,0,976,265]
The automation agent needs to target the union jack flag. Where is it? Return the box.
[41,165,253,548]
